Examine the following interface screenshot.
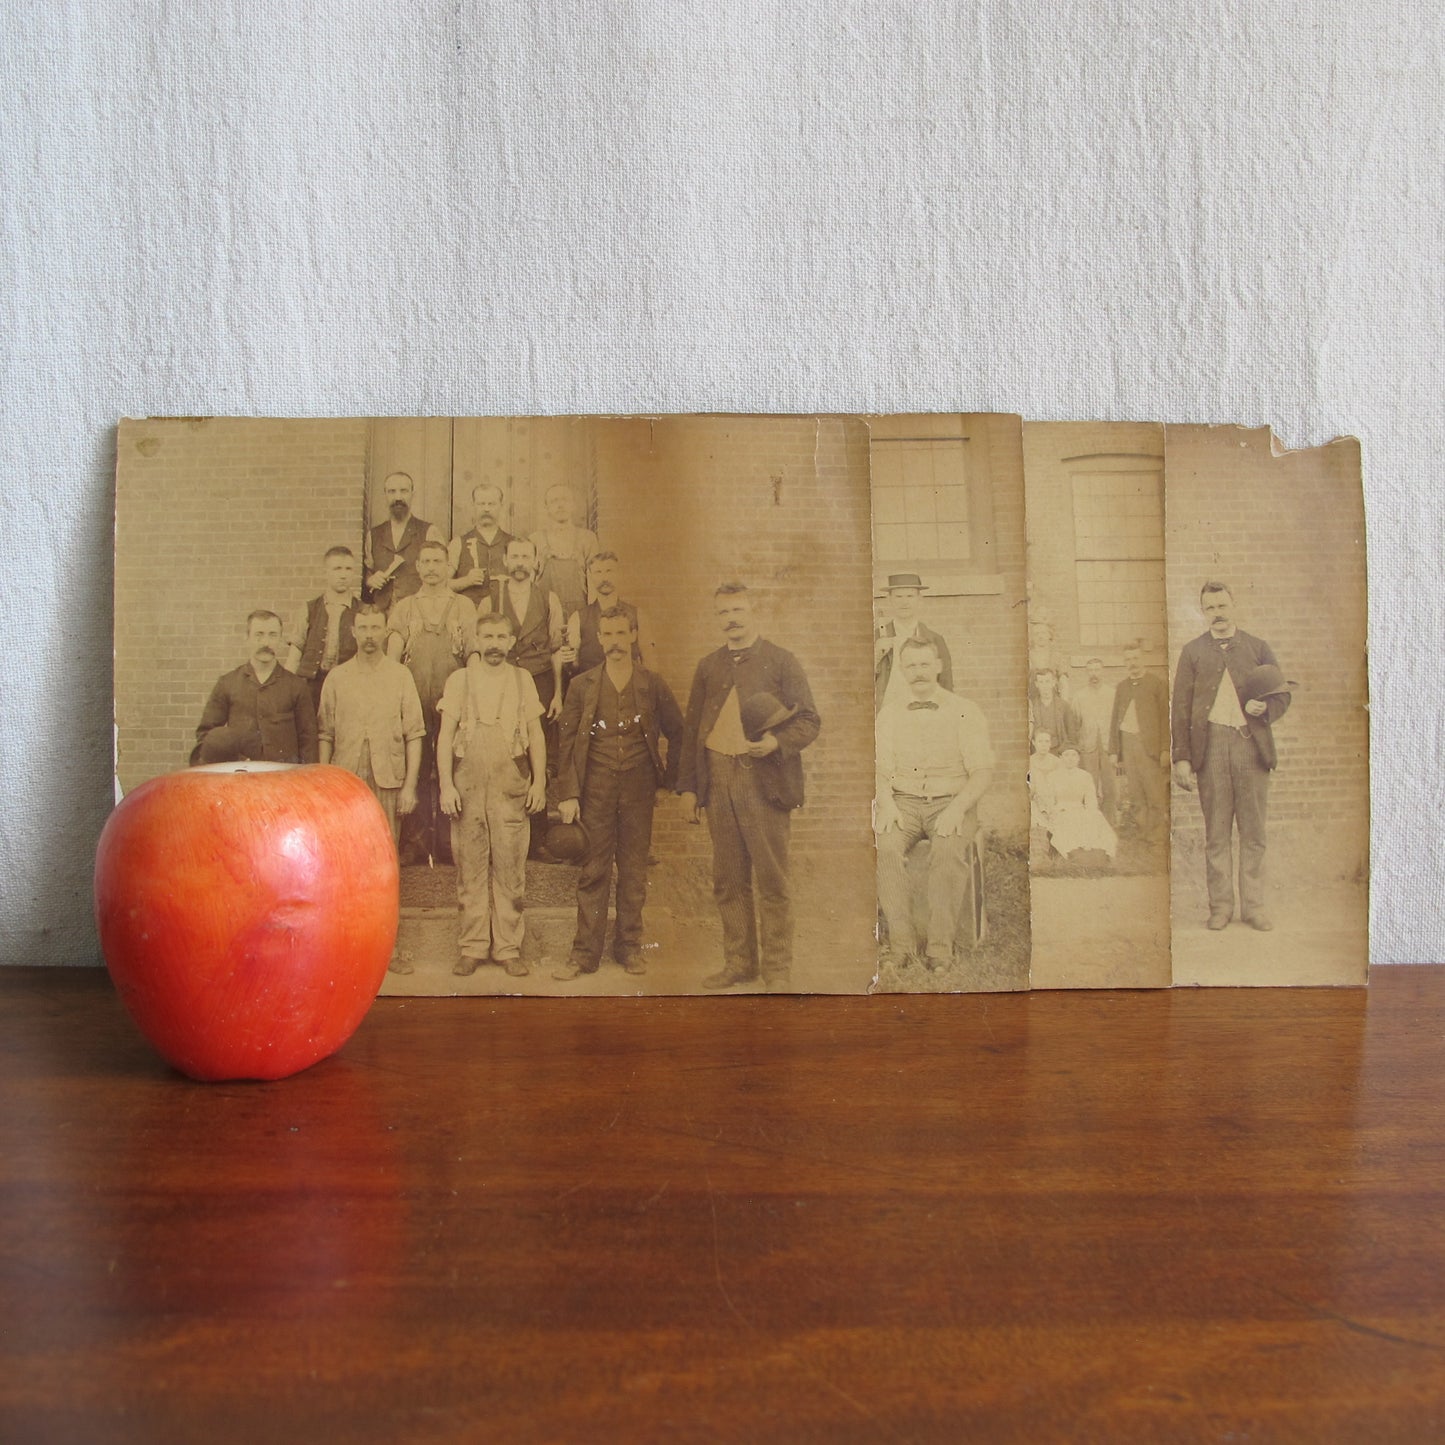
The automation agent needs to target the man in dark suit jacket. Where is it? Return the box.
[551,608,684,982]
[677,583,821,991]
[875,572,953,711]
[1171,582,1292,931]
[192,610,318,766]
[1108,642,1170,843]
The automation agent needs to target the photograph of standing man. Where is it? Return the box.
[283,545,361,714]
[677,583,821,992]
[1072,656,1118,825]
[448,483,512,612]
[874,572,953,713]
[386,540,478,865]
[551,607,683,982]
[1171,582,1291,931]
[191,610,318,766]
[364,470,443,614]
[1109,643,1170,844]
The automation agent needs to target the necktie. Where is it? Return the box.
[730,649,751,664]
[908,700,939,711]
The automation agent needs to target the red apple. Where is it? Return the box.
[94,762,399,1081]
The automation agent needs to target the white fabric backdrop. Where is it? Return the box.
[2,1,1438,965]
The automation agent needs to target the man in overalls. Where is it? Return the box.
[438,612,547,980]
[386,540,478,865]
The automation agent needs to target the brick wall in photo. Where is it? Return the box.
[115,418,368,790]
[1165,426,1369,885]
[873,413,1031,837]
[590,415,877,870]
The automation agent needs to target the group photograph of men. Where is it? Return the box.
[116,415,880,997]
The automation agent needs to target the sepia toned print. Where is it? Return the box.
[1166,426,1368,985]
[1022,422,1171,989]
[114,415,878,997]
[869,414,1031,993]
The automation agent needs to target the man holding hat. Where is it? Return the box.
[551,607,684,981]
[437,611,548,979]
[875,573,954,713]
[677,583,821,991]
[875,635,995,971]
[1171,582,1292,931]
[192,609,318,767]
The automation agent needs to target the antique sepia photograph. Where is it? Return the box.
[1022,422,1172,989]
[114,415,879,996]
[869,413,1032,993]
[1165,426,1368,986]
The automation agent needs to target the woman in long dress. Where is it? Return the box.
[1040,747,1118,860]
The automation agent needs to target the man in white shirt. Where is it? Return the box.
[874,572,953,713]
[875,636,995,971]
[438,612,548,979]
[1171,582,1292,931]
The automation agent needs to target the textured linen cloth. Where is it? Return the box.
[0,1,1439,965]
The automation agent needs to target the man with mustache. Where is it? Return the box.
[551,607,684,982]
[363,470,443,615]
[571,551,653,678]
[874,572,953,713]
[283,545,362,715]
[875,635,994,971]
[1108,642,1170,843]
[386,540,479,865]
[1172,582,1291,932]
[448,482,513,611]
[677,582,821,991]
[191,609,318,766]
[317,604,425,852]
[438,611,547,980]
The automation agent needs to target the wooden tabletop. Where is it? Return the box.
[2,966,1443,1443]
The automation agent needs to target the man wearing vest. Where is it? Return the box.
[448,482,512,613]
[1171,582,1292,932]
[677,583,821,992]
[571,551,650,680]
[1108,642,1170,843]
[482,535,572,858]
[438,611,548,980]
[363,470,443,615]
[875,635,995,971]
[283,545,361,713]
[552,607,684,982]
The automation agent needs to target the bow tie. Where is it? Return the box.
[907,700,939,711]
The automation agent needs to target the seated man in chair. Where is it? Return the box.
[875,636,995,972]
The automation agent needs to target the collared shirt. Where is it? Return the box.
[876,688,995,797]
[318,656,425,788]
[194,661,318,764]
[1073,680,1115,750]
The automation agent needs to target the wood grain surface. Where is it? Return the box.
[2,966,1443,1443]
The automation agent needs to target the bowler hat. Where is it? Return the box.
[192,724,255,765]
[740,691,798,741]
[885,573,928,591]
[544,819,590,863]
[1240,664,1291,703]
